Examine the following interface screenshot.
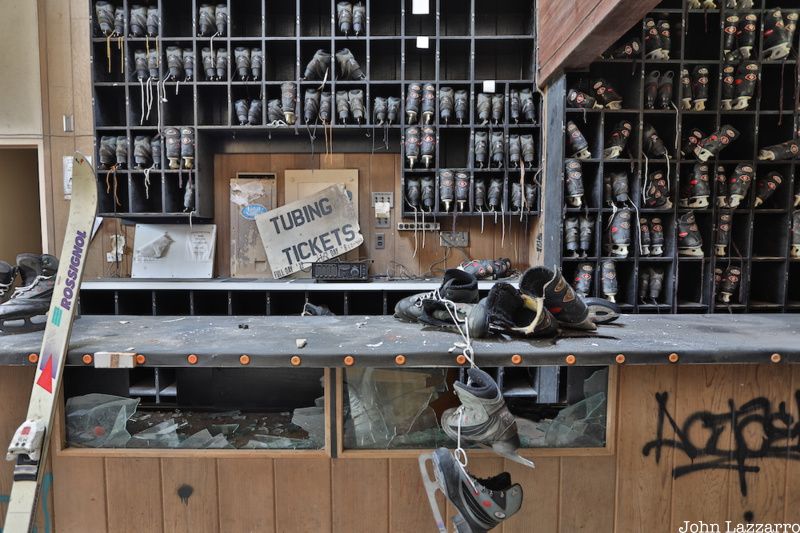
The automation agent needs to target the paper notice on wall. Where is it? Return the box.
[255,184,364,279]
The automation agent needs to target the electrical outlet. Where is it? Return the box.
[440,231,469,248]
[375,233,385,249]
[397,222,441,231]
[371,192,394,207]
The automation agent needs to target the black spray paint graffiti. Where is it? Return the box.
[177,484,194,505]
[642,391,800,497]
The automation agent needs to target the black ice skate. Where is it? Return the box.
[348,89,365,124]
[592,79,623,109]
[95,1,114,36]
[601,260,618,303]
[579,215,593,256]
[657,71,674,109]
[691,65,710,111]
[115,136,128,169]
[133,136,152,169]
[510,182,522,212]
[476,93,491,125]
[406,83,422,124]
[754,171,782,207]
[509,89,520,123]
[640,217,652,256]
[247,99,262,126]
[439,170,455,212]
[198,4,216,37]
[474,179,486,212]
[336,48,365,80]
[715,210,732,256]
[644,170,672,209]
[564,216,579,258]
[456,172,470,212]
[758,140,800,161]
[488,178,503,212]
[454,90,469,125]
[567,89,596,110]
[490,132,505,168]
[732,61,758,110]
[650,217,665,256]
[180,128,195,169]
[251,48,262,80]
[304,89,320,124]
[372,96,386,125]
[694,126,739,162]
[647,267,665,303]
[303,49,331,80]
[474,131,488,168]
[421,177,435,212]
[643,124,668,158]
[281,82,297,125]
[715,165,729,207]
[680,163,711,208]
[183,49,195,81]
[165,129,180,169]
[720,61,736,111]
[336,1,353,34]
[525,183,536,212]
[520,89,535,122]
[387,96,401,125]
[422,83,436,125]
[234,99,249,125]
[679,69,692,110]
[406,178,420,211]
[605,38,641,60]
[215,3,228,36]
[215,48,228,80]
[644,18,662,59]
[608,172,631,205]
[0,254,58,331]
[129,5,147,37]
[658,20,671,59]
[564,159,584,207]
[394,269,478,323]
[520,134,535,168]
[201,48,215,80]
[0,261,15,304]
[146,7,159,37]
[421,127,436,168]
[603,120,632,159]
[336,90,350,123]
[439,87,454,124]
[573,263,594,296]
[99,136,117,170]
[405,127,420,168]
[520,265,596,331]
[792,211,800,258]
[728,162,754,208]
[645,71,660,109]
[234,47,251,80]
[267,99,284,124]
[166,46,184,80]
[566,121,591,159]
[607,208,632,258]
[738,14,758,59]
[762,9,791,61]
[151,137,161,169]
[717,265,741,303]
[352,2,365,35]
[508,135,521,168]
[470,283,558,339]
[678,211,703,257]
[723,15,739,55]
[491,93,505,124]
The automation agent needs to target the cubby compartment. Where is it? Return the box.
[297,41,328,81]
[164,174,193,214]
[754,62,791,112]
[612,260,636,307]
[370,41,401,80]
[566,161,601,209]
[682,209,712,258]
[305,292,346,315]
[371,2,401,36]
[475,0,533,36]
[230,42,265,82]
[93,41,126,82]
[269,292,306,315]
[683,12,721,61]
[727,211,751,258]
[440,0,470,36]
[748,261,785,307]
[475,40,534,80]
[752,213,789,258]
[231,0,263,37]
[98,171,130,215]
[581,64,643,112]
[266,1,297,37]
[129,172,163,213]
[404,40,435,80]
[565,111,602,161]
[230,291,267,315]
[231,86,264,126]
[637,260,674,306]
[117,289,153,315]
[128,84,161,127]
[643,213,675,257]
[161,88,195,126]
[757,114,795,153]
[348,291,385,315]
[439,129,469,168]
[334,40,367,80]
[196,85,228,126]
[641,113,678,158]
[404,0,435,36]
[643,13,682,62]
[676,260,708,306]
[191,291,229,315]
[80,289,117,315]
[162,0,193,38]
[299,0,331,36]
[440,40,471,81]
[154,290,191,314]
[788,263,800,307]
[94,86,127,127]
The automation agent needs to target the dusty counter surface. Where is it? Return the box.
[0,314,797,367]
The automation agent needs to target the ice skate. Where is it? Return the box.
[508,135,521,168]
[592,79,622,109]
[490,132,504,168]
[439,170,455,212]
[234,47,251,80]
[281,82,297,125]
[421,127,436,168]
[564,159,584,207]
[510,182,522,212]
[183,49,194,81]
[644,170,672,209]
[304,89,320,124]
[573,263,593,296]
[352,2,365,35]
[406,83,421,124]
[723,15,739,55]
[603,120,632,159]
[387,96,401,125]
[657,20,671,59]
[738,14,758,59]
[335,48,365,80]
[762,9,791,61]
[394,269,478,323]
[471,283,557,339]
[601,260,618,303]
[129,5,147,37]
[198,4,216,37]
[606,208,632,258]
[520,134,535,168]
[694,126,739,162]
[509,89,520,123]
[605,38,640,60]
[455,172,469,212]
[491,93,504,124]
[657,71,674,109]
[251,48,262,80]
[679,163,711,209]
[520,89,535,122]
[715,166,728,208]
[0,254,58,332]
[679,69,692,110]
[336,90,350,123]
[650,217,664,256]
[564,216,579,258]
[758,140,799,161]
[691,65,709,111]
[647,267,664,303]
[0,261,15,304]
[302,49,331,80]
[320,92,333,124]
[476,93,491,124]
[643,124,668,158]
[133,135,152,169]
[115,136,128,169]
[520,265,596,331]
[732,62,758,110]
[474,132,488,168]
[439,87,455,124]
[640,217,651,256]
[487,178,502,212]
[422,84,436,125]
[215,48,228,81]
[267,99,284,124]
[644,18,662,59]
[180,128,194,169]
[678,211,703,257]
[454,90,468,124]
[405,127,420,168]
[728,163,754,208]
[247,99,262,126]
[336,1,353,34]
[754,171,783,207]
[348,89,365,124]
[421,177,435,212]
[566,121,591,159]
[215,3,228,36]
[715,211,732,256]
[720,61,735,111]
[567,89,596,110]
[146,7,159,37]
[579,215,593,257]
[717,265,741,303]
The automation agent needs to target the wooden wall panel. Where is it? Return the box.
[274,458,331,533]
[51,456,107,533]
[217,458,276,533]
[332,458,389,533]
[160,458,219,533]
[503,457,559,533]
[559,456,616,532]
[785,366,800,525]
[389,458,443,533]
[105,458,164,533]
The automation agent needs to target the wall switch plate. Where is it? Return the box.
[440,231,469,248]
[397,222,440,231]
[375,233,385,249]
[371,192,394,207]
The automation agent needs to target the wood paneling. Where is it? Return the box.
[160,458,219,533]
[105,458,164,533]
[52,456,107,533]
[274,458,331,533]
[217,458,276,533]
[332,458,389,533]
[560,455,616,532]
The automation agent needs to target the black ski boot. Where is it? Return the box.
[638,269,650,303]
[643,124,668,159]
[680,163,711,208]
[146,7,159,37]
[215,48,228,80]
[509,89,520,123]
[439,170,455,212]
[647,267,665,303]
[394,269,478,322]
[525,183,536,212]
[198,4,216,37]
[601,260,618,303]
[134,50,148,81]
[758,140,800,161]
[573,263,594,296]
[762,9,791,61]
[456,172,469,212]
[421,177,435,212]
[180,127,194,169]
[566,121,591,159]
[564,159,584,207]
[567,89,597,110]
[723,15,739,55]
[476,93,491,125]
[421,84,436,125]
[183,49,194,80]
[164,128,179,168]
[201,48,215,80]
[658,71,674,109]
[520,89,535,122]
[510,182,523,212]
[695,126,740,162]
[234,99,249,125]
[717,265,741,303]
[304,89,320,124]
[720,60,736,111]
[607,208,632,258]
[754,171,783,207]
[732,61,758,110]
[129,5,147,37]
[792,210,800,258]
[421,127,436,168]
[603,120,632,159]
[247,99,262,126]
[650,217,664,256]
[738,14,758,59]
[250,48,262,80]
[454,90,468,125]
[372,96,386,125]
[406,83,422,123]
[133,136,152,169]
[352,2,365,35]
[606,171,630,205]
[0,254,58,329]
[691,65,710,111]
[605,38,641,59]
[488,178,503,212]
[728,162,754,208]
[520,134,535,168]
[267,99,284,124]
[95,1,114,36]
[564,216,579,258]
[520,266,595,330]
[640,217,651,256]
[166,46,185,80]
[658,20,671,59]
[281,82,297,125]
[592,79,623,109]
[439,87,454,124]
[336,1,353,34]
[303,49,331,80]
[579,215,594,257]
[336,90,349,122]
[644,18,662,59]
[474,131,488,168]
[115,136,128,169]
[508,135,521,168]
[405,127,420,168]
[645,71,660,110]
[335,48,365,80]
[406,178,420,211]
[387,96,401,125]
[234,47,251,80]
[0,262,15,304]
[348,89,365,124]
[679,68,692,110]
[113,7,125,36]
[677,211,703,257]
[474,178,486,211]
[716,210,732,256]
[215,3,228,36]
[99,135,117,170]
[490,132,505,168]
[491,93,505,124]
[320,92,333,124]
[715,165,728,207]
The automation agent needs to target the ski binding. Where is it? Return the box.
[7,419,45,462]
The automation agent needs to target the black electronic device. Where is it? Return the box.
[311,262,369,281]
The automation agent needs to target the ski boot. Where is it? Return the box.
[677,211,703,257]
[786,11,799,47]
[605,38,641,60]
[680,163,711,208]
[567,89,597,110]
[650,217,664,256]
[348,89,365,124]
[603,120,632,159]
[201,48,215,80]
[645,71,660,110]
[335,48,365,80]
[439,87,454,124]
[387,96,401,125]
[439,170,455,212]
[639,217,651,256]
[146,7,159,37]
[115,136,128,169]
[372,96,386,125]
[421,83,436,125]
[679,69,692,110]
[754,171,782,207]
[601,260,617,303]
[491,93,505,124]
[520,89,535,122]
[335,90,349,123]
[472,282,558,339]
[183,49,194,81]
[394,268,478,323]
[352,2,365,35]
[133,136,152,169]
[509,89,520,123]
[720,60,736,111]
[151,137,161,169]
[792,210,800,258]
[566,121,591,159]
[303,49,331,80]
[474,132,488,168]
[658,20,671,59]
[474,179,486,211]
[691,66,709,111]
[476,93,491,125]
[508,135,521,168]
[405,127,420,168]
[99,136,117,170]
[564,217,579,258]
[456,172,469,212]
[166,46,184,80]
[281,82,297,125]
[129,5,147,37]
[648,267,665,303]
[454,90,469,125]
[459,259,511,281]
[247,99,262,126]
[267,99,284,124]
[235,99,250,126]
[180,128,194,169]
[564,159,584,207]
[606,208,632,258]
[510,182,523,212]
[732,62,758,110]
[658,71,674,109]
[525,184,536,212]
[0,261,15,304]
[0,254,58,330]
[520,266,596,330]
[592,79,623,109]
[215,3,228,35]
[488,178,503,212]
[579,215,593,257]
[490,132,505,168]
[728,162,753,208]
[762,9,791,61]
[717,265,741,303]
[715,210,732,256]
[644,18,662,59]
[336,1,353,34]
[320,92,333,124]
[645,171,672,208]
[715,165,729,207]
[758,140,800,161]
[406,83,422,124]
[682,128,705,159]
[198,4,216,37]
[234,47,251,80]
[304,89,320,124]
[643,124,668,159]
[695,126,739,162]
[573,263,593,296]
[421,176,435,212]
[215,48,228,80]
[421,127,436,168]
[520,134,535,168]
[95,1,114,36]
[737,14,758,59]
[723,15,740,55]
[250,48,263,80]
[406,178,420,211]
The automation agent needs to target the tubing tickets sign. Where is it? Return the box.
[256,184,363,278]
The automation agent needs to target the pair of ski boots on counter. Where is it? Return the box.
[0,254,59,332]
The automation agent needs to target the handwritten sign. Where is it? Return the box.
[256,184,363,278]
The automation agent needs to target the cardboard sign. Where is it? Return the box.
[255,184,364,279]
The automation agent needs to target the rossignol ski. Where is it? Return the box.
[3,154,97,532]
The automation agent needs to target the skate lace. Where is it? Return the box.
[10,275,53,299]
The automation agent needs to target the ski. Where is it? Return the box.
[3,154,97,532]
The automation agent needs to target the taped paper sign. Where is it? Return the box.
[256,184,363,278]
